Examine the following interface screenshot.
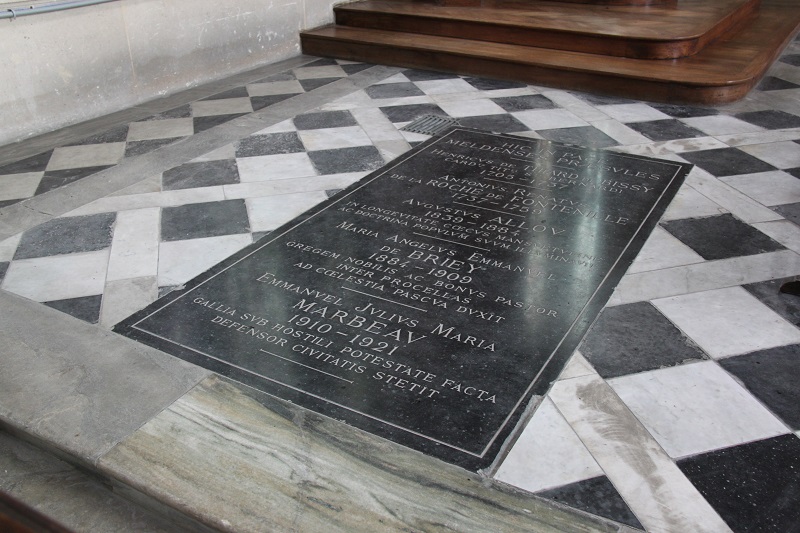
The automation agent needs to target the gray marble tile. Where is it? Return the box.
[0,290,209,462]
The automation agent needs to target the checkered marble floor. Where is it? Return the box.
[3,38,800,531]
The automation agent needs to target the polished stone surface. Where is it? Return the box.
[116,128,689,469]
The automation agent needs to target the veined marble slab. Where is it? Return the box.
[99,375,630,533]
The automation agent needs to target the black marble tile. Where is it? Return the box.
[626,119,706,141]
[14,212,116,260]
[193,113,248,134]
[402,69,461,81]
[779,54,800,67]
[773,202,800,225]
[491,95,556,112]
[579,301,707,378]
[735,110,800,130]
[756,76,800,91]
[158,285,179,298]
[650,103,719,118]
[379,104,448,123]
[463,77,529,91]
[162,160,240,191]
[43,295,103,324]
[298,78,341,92]
[0,261,8,283]
[65,125,129,146]
[786,167,800,179]
[124,138,182,158]
[720,345,800,430]
[325,189,343,198]
[143,104,192,121]
[365,82,426,99]
[294,110,358,130]
[678,434,800,533]
[160,199,250,242]
[743,277,800,326]
[455,114,531,133]
[340,63,374,75]
[36,166,113,196]
[0,150,54,175]
[679,148,776,177]
[662,213,785,260]
[235,132,304,158]
[307,145,385,174]
[0,200,20,209]
[201,86,250,101]
[538,476,643,530]
[249,94,294,111]
[538,126,618,149]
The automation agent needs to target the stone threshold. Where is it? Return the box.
[0,289,635,532]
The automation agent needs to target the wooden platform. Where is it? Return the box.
[300,0,800,104]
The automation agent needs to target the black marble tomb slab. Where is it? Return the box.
[115,128,690,470]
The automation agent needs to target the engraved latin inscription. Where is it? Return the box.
[116,128,689,470]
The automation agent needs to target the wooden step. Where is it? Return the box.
[334,0,760,59]
[301,0,800,104]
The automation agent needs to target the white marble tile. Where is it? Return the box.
[372,72,409,84]
[252,119,296,135]
[437,98,508,118]
[0,233,22,262]
[350,107,406,143]
[100,276,158,328]
[609,250,800,306]
[236,153,317,182]
[246,191,328,232]
[298,126,373,151]
[628,226,705,274]
[400,130,432,143]
[414,78,478,95]
[190,98,253,118]
[652,286,800,359]
[595,103,670,123]
[2,250,109,302]
[375,140,413,162]
[126,118,193,141]
[660,184,728,221]
[752,220,800,254]
[721,170,800,206]
[65,187,226,217]
[496,397,604,493]
[0,172,43,201]
[46,143,126,171]
[246,80,304,97]
[224,173,365,200]
[682,115,765,136]
[157,234,252,287]
[557,351,596,380]
[106,208,160,282]
[715,128,800,147]
[739,140,800,169]
[109,175,162,197]
[686,167,783,223]
[549,374,732,533]
[293,65,348,80]
[512,109,589,130]
[540,90,611,122]
[616,137,728,157]
[589,119,651,145]
[609,361,789,459]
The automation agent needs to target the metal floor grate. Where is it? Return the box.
[401,114,460,136]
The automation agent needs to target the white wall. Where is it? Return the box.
[0,0,336,146]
